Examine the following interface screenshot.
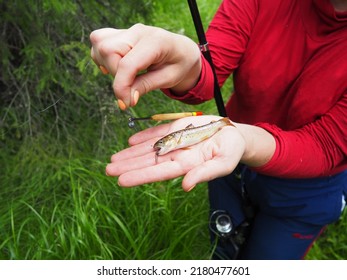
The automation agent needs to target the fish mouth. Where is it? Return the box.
[153,145,162,155]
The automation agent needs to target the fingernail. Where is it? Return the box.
[99,65,109,75]
[131,89,139,107]
[186,184,196,192]
[117,99,127,110]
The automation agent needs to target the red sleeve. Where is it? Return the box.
[253,92,347,178]
[162,0,258,103]
[207,0,258,86]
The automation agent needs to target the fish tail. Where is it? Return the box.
[220,117,234,127]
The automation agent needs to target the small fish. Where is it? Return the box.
[153,117,234,157]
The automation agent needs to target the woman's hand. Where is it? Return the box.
[106,116,246,192]
[90,24,202,109]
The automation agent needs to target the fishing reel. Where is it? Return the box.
[209,210,251,259]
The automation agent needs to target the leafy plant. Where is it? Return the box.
[0,0,345,260]
[0,0,152,142]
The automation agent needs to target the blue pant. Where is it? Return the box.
[208,167,347,260]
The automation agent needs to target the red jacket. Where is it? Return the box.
[164,0,347,178]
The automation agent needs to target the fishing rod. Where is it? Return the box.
[127,111,203,128]
[187,0,227,117]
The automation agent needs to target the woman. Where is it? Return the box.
[90,0,347,259]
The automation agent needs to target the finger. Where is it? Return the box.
[90,28,124,68]
[107,151,157,176]
[90,28,124,45]
[117,160,185,187]
[90,47,110,75]
[110,138,156,162]
[112,26,175,107]
[109,122,172,164]
[128,64,185,105]
[113,42,165,107]
[95,39,131,76]
[128,123,171,145]
[182,157,236,192]
[91,28,139,78]
[108,141,190,178]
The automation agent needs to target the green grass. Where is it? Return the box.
[306,210,347,260]
[0,0,220,260]
[2,132,346,259]
[0,132,212,260]
[1,0,346,260]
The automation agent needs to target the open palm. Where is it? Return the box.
[106,116,246,191]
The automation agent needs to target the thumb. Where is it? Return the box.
[114,64,181,109]
[131,65,179,99]
[113,35,180,108]
[181,158,236,192]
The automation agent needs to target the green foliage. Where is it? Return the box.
[0,0,152,142]
[306,210,347,260]
[0,0,216,260]
[152,0,221,38]
[0,0,345,260]
[0,139,211,259]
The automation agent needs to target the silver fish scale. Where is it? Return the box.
[154,118,232,156]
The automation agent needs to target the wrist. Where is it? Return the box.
[233,122,276,167]
[170,38,202,93]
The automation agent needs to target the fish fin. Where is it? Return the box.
[175,131,185,145]
[220,117,234,127]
